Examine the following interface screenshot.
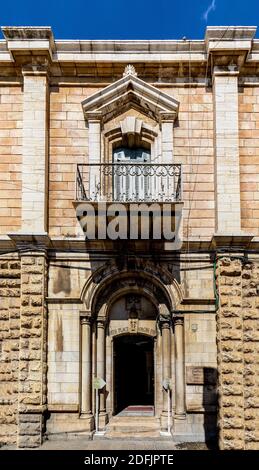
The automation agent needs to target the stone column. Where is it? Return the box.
[213,66,241,233]
[160,318,172,430]
[80,316,92,412]
[96,319,107,428]
[18,251,48,448]
[174,316,185,418]
[22,68,49,233]
[88,118,101,200]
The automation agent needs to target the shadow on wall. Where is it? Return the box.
[203,367,219,450]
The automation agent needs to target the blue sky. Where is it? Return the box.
[0,0,258,39]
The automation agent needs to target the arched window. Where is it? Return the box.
[113,146,151,201]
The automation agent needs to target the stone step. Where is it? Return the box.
[101,430,162,440]
[105,416,160,436]
[108,416,159,424]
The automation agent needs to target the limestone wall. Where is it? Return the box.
[216,256,259,450]
[49,86,96,237]
[239,86,259,236]
[172,87,215,239]
[0,86,22,233]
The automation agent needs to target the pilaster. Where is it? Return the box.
[18,250,48,447]
[21,68,49,233]
[213,66,241,233]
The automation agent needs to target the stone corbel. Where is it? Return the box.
[2,26,55,63]
[159,111,177,125]
[205,26,256,69]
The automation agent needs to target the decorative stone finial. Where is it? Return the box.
[123,64,137,77]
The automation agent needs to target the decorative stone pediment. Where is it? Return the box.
[82,65,179,123]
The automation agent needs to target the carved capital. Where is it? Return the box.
[160,319,171,330]
[174,315,184,326]
[96,318,106,329]
[80,316,92,326]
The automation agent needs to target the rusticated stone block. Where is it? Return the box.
[243,331,259,342]
[221,340,243,352]
[18,435,42,448]
[244,430,259,442]
[222,385,243,396]
[221,308,240,318]
[30,296,42,306]
[243,309,259,320]
[221,351,243,363]
[222,417,243,429]
[245,442,259,450]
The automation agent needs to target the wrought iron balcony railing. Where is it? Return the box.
[76,163,182,203]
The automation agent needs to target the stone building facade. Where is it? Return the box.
[0,26,259,449]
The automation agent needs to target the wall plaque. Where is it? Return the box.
[186,366,217,385]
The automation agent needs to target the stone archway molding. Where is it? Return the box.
[80,259,183,318]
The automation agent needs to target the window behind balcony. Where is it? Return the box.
[113,147,151,202]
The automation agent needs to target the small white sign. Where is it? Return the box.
[93,377,106,390]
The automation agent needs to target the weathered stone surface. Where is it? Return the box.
[0,255,48,448]
[216,256,259,450]
[17,254,48,448]
[0,258,20,446]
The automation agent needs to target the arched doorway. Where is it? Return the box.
[113,334,154,415]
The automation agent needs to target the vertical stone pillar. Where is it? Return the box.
[22,69,49,233]
[18,251,48,448]
[88,118,101,200]
[174,316,185,418]
[160,317,172,430]
[160,114,175,199]
[242,261,259,450]
[96,318,107,428]
[160,115,174,163]
[213,67,241,233]
[216,256,245,449]
[80,315,94,420]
